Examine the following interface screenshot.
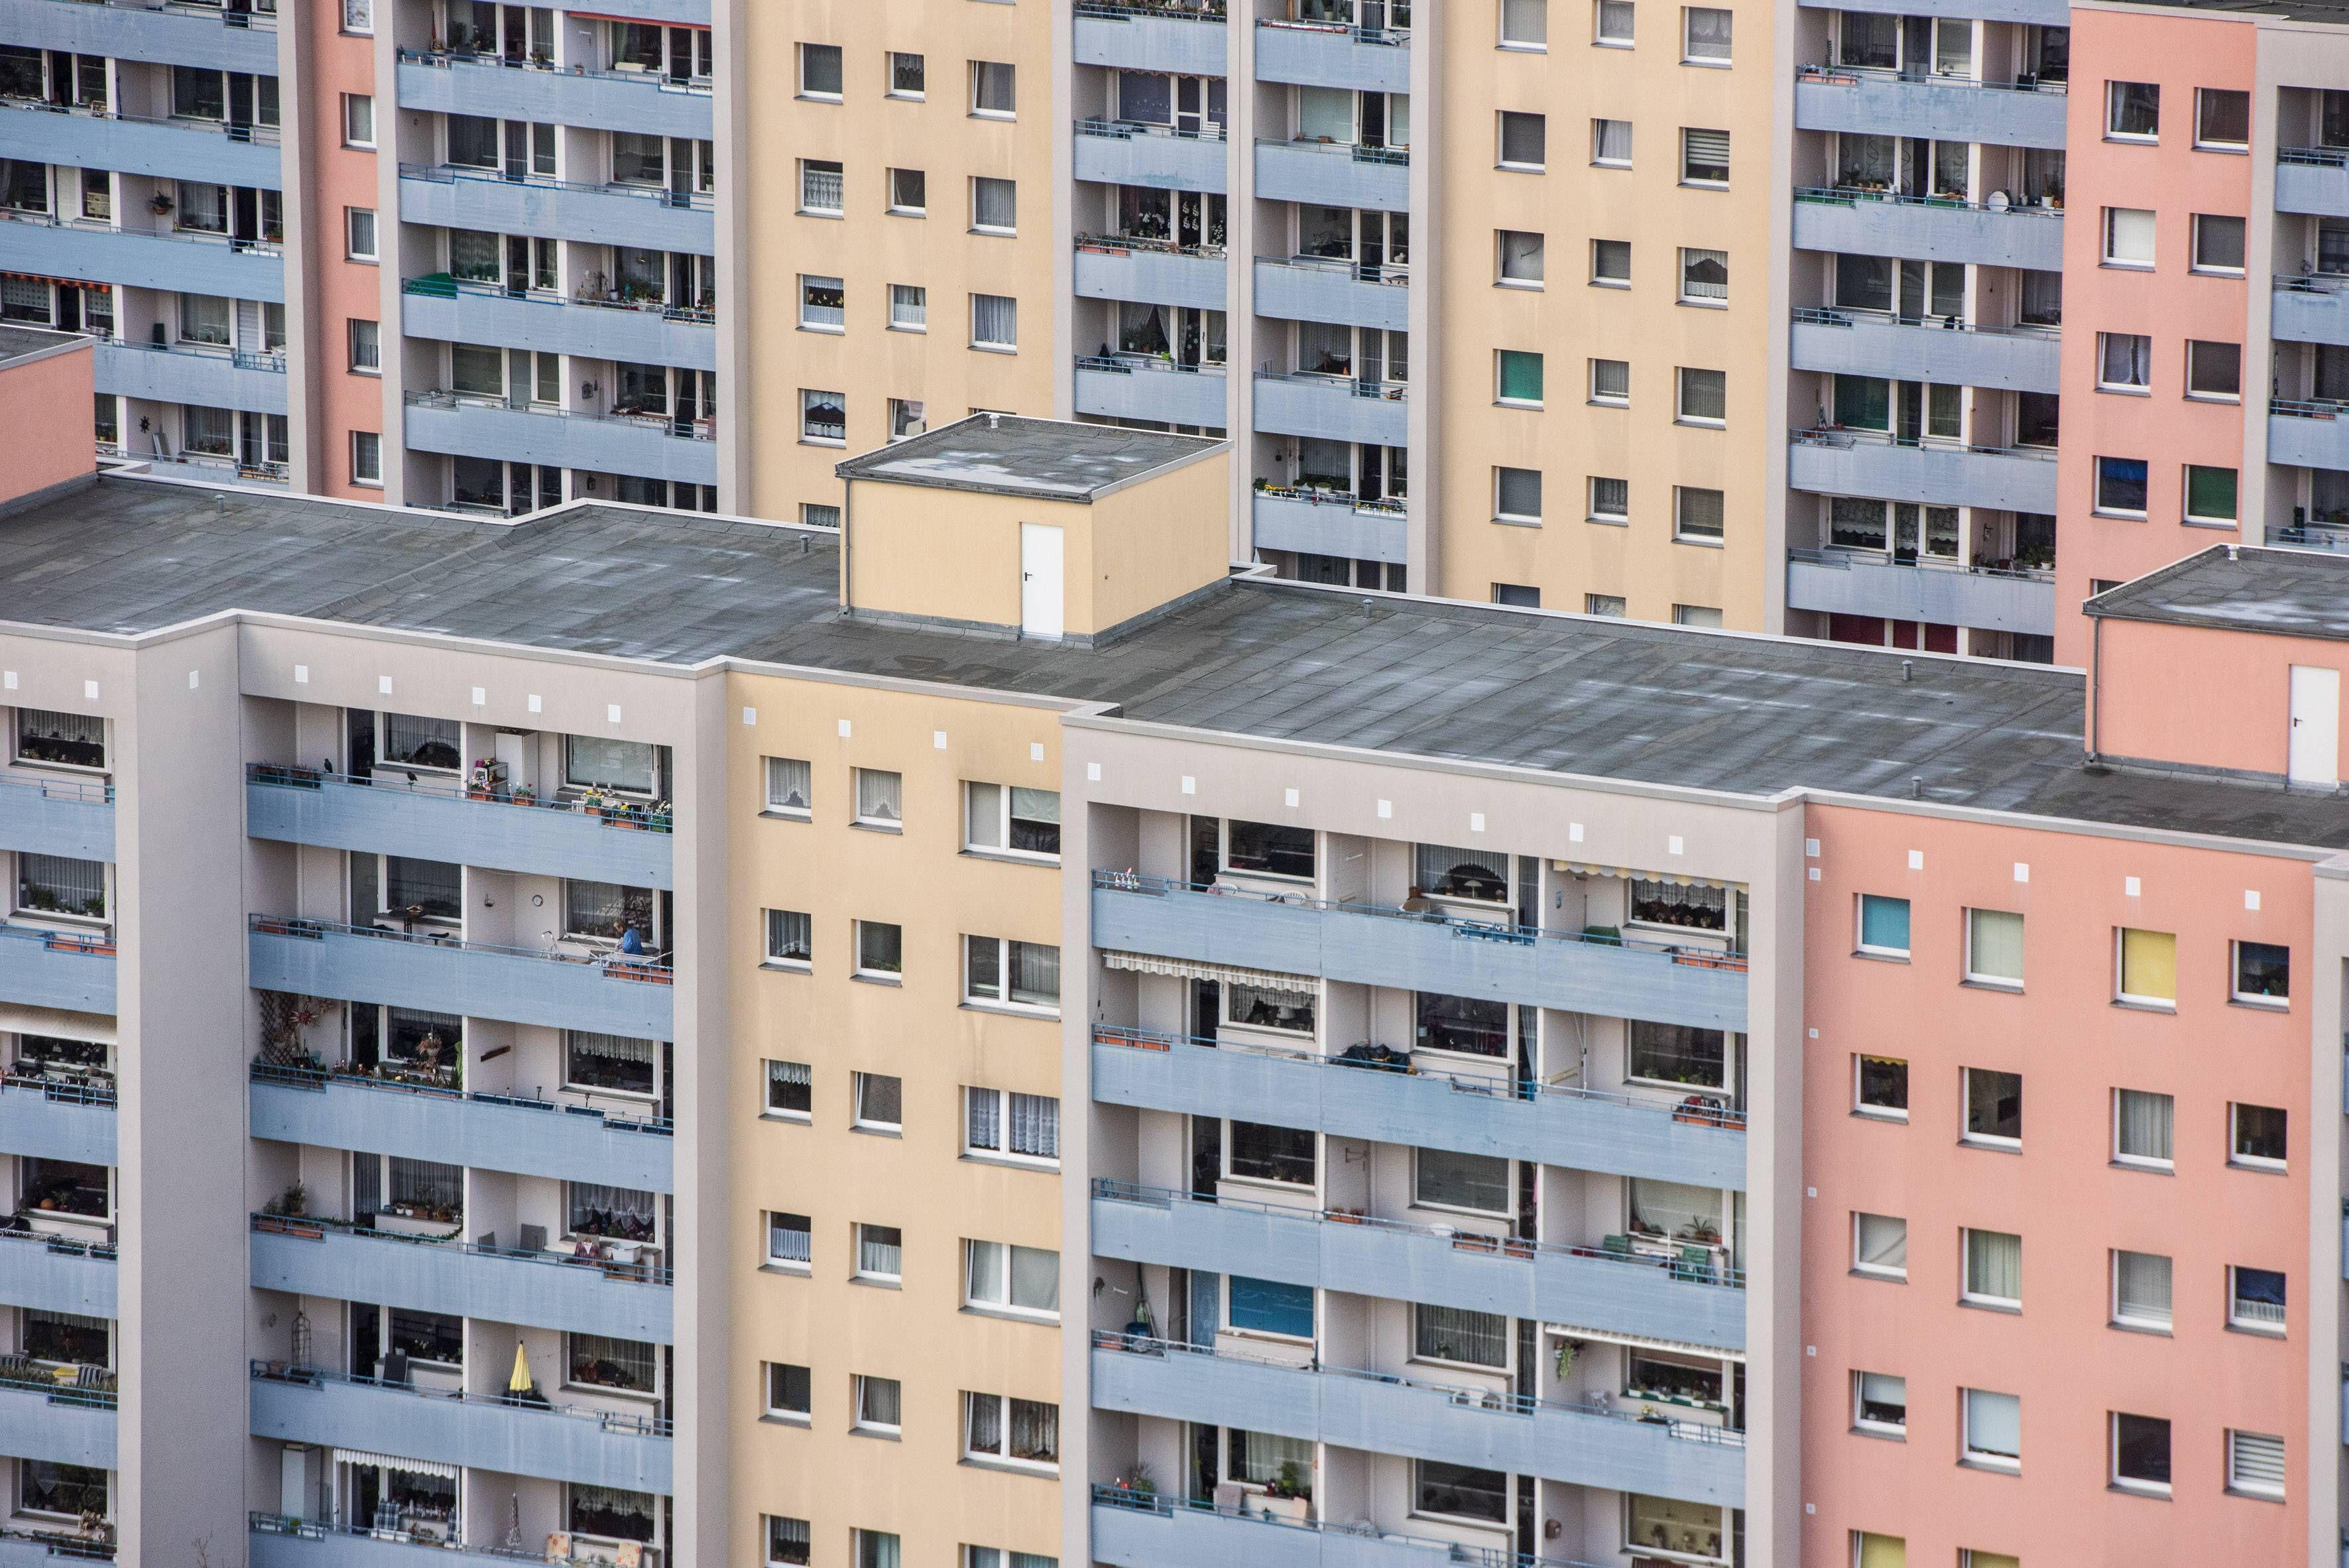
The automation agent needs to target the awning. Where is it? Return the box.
[333,1449,459,1480]
[1102,951,1316,995]
[1543,1321,1746,1364]
[0,1005,115,1046]
[1551,861,1740,892]
[0,272,110,291]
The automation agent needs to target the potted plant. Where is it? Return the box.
[147,192,173,217]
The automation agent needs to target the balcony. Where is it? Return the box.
[1255,19,1410,93]
[1789,307,2057,395]
[0,1075,113,1167]
[95,339,287,414]
[1074,121,1230,194]
[2273,276,2349,347]
[1092,1486,1535,1568]
[568,0,709,19]
[249,1364,670,1492]
[2279,149,2349,219]
[247,916,672,1040]
[1094,1027,1743,1187]
[2269,523,2349,556]
[1093,873,1748,1034]
[2271,400,2349,471]
[1250,488,1408,566]
[251,1516,538,1568]
[401,277,716,372]
[1075,1,1229,74]
[1807,0,2065,24]
[396,164,715,255]
[1095,1181,1745,1351]
[0,924,115,1016]
[0,1530,114,1568]
[402,391,717,488]
[0,773,111,862]
[0,1229,115,1318]
[1253,371,1408,447]
[1785,548,2055,636]
[1254,257,1408,333]
[1076,238,1228,312]
[1255,139,1410,211]
[0,99,280,187]
[0,1374,115,1471]
[248,766,674,890]
[1791,66,2067,149]
[1787,428,2058,514]
[0,211,283,300]
[1791,187,2063,272]
[396,51,713,139]
[1093,1334,1744,1508]
[250,1215,670,1343]
[1074,355,1229,428]
[0,0,278,72]
[251,1062,670,1192]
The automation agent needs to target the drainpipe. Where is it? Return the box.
[2086,611,2102,764]
[839,476,853,617]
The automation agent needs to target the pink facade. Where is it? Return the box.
[1801,802,2309,1565]
[2053,9,2257,667]
[0,333,97,504]
[304,0,385,498]
[2092,612,2349,781]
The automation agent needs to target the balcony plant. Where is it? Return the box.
[1265,1459,1313,1503]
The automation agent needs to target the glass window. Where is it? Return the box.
[2193,213,2246,272]
[2096,455,2149,515]
[1228,1428,1313,1489]
[18,1460,106,1520]
[2114,1088,2173,1168]
[2232,1101,2286,1168]
[23,1310,107,1367]
[1419,1461,1508,1524]
[1228,1275,1315,1337]
[378,712,460,770]
[766,1516,812,1565]
[1854,1211,1905,1277]
[569,1181,655,1240]
[800,274,846,328]
[1492,466,1543,522]
[2104,206,2155,267]
[973,176,1016,233]
[766,1363,812,1417]
[1415,992,1508,1057]
[2187,339,2241,400]
[1498,349,1546,404]
[765,1059,812,1118]
[854,768,903,825]
[1225,819,1313,878]
[1415,1303,1508,1366]
[564,879,652,943]
[1962,1067,2021,1146]
[799,42,842,97]
[1677,367,1726,424]
[1675,487,1724,540]
[800,159,844,214]
[1498,110,1547,168]
[1683,5,1730,60]
[2185,464,2238,525]
[15,854,103,920]
[2112,1412,2171,1493]
[890,52,926,96]
[1589,357,1630,404]
[1591,237,1630,285]
[1415,1147,1510,1213]
[1681,127,1730,184]
[1626,1496,1723,1560]
[2229,1431,2285,1498]
[890,284,928,331]
[1628,1020,1726,1089]
[566,736,658,794]
[1592,117,1632,164]
[2228,1264,2286,1331]
[1857,894,1909,955]
[1962,1388,2021,1468]
[855,1374,902,1429]
[965,1238,1059,1315]
[1629,1177,1720,1243]
[971,293,1018,349]
[767,1211,812,1266]
[1228,1119,1315,1185]
[853,1072,902,1130]
[971,60,1016,116]
[1855,1054,1907,1118]
[19,1157,107,1220]
[966,782,1061,858]
[965,1086,1061,1162]
[2197,88,2250,148]
[2117,927,2175,1004]
[2097,332,2150,391]
[856,1225,904,1280]
[1498,229,1545,285]
[565,1032,655,1096]
[765,908,812,965]
[2112,1249,2172,1329]
[2107,80,2159,139]
[962,1391,1058,1467]
[1962,1228,2021,1307]
[965,935,1060,1008]
[765,757,812,815]
[2233,939,2288,1001]
[568,1332,657,1394]
[1965,909,2023,985]
[1501,0,1547,46]
[1589,477,1629,522]
[15,710,103,770]
[857,921,904,977]
[1595,0,1634,44]
[854,1532,900,1568]
[1854,1370,1905,1433]
[1679,248,1728,304]
[1222,981,1314,1034]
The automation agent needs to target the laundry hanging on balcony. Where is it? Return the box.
[333,1449,460,1480]
[1101,951,1316,994]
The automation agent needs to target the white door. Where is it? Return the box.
[2289,664,2340,786]
[1020,522,1064,640]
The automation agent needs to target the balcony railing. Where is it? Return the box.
[247,914,674,986]
[54,0,279,25]
[251,1059,672,1137]
[1260,15,1408,44]
[403,273,716,326]
[1097,1178,1746,1286]
[0,205,283,255]
[404,389,715,442]
[397,46,714,95]
[1078,0,1228,15]
[253,1211,672,1286]
[1077,232,1226,259]
[1077,116,1229,143]
[249,1512,548,1563]
[0,94,283,143]
[2275,397,2349,421]
[2,1070,115,1109]
[1256,367,1409,401]
[1794,62,2065,94]
[0,922,113,959]
[251,762,673,833]
[1791,304,2055,340]
[250,1358,672,1436]
[1093,1485,1604,1568]
[1077,352,1225,377]
[103,335,286,372]
[2269,522,2349,554]
[1791,425,2055,463]
[0,1227,115,1266]
[2281,145,2349,169]
[1265,251,1408,285]
[1793,184,2062,219]
[1252,483,1408,516]
[398,160,715,211]
[0,1362,116,1411]
[1789,546,2051,583]
[0,1523,111,1562]
[1258,135,1408,166]
[2278,272,2349,294]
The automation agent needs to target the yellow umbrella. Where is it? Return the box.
[508,1341,534,1396]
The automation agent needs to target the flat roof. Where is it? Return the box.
[0,324,91,370]
[831,414,1223,501]
[3,475,2344,851]
[2086,544,2349,641]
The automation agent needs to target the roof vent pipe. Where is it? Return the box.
[1911,776,1923,799]
[1900,660,1912,682]
[987,412,1001,430]
[2227,543,2240,562]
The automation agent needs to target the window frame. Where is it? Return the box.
[1594,0,1634,47]
[963,934,1061,1014]
[2110,1248,2174,1333]
[851,1071,904,1134]
[1958,1065,2022,1150]
[1681,3,1731,64]
[764,1210,813,1273]
[1852,1211,1907,1280]
[851,766,904,829]
[1675,365,1726,426]
[342,91,375,149]
[853,1223,904,1286]
[2105,79,2160,143]
[2102,206,2155,269]
[349,430,383,488]
[1587,475,1629,524]
[764,1059,813,1122]
[764,756,813,819]
[1500,0,1549,50]
[962,1085,1062,1168]
[2226,1264,2287,1335]
[2110,1411,2173,1496]
[2195,87,2250,152]
[2228,1101,2287,1172]
[762,908,813,970]
[2191,213,2246,276]
[961,1390,1061,1473]
[2115,926,2176,1008]
[345,206,378,263]
[1497,348,1546,407]
[1679,125,1730,186]
[2112,1087,2175,1172]
[963,780,1063,862]
[1854,893,1909,958]
[2184,463,2240,528]
[853,920,904,981]
[798,41,844,102]
[1497,109,1547,171]
[1962,907,2024,989]
[1960,1227,2022,1311]
[1496,227,1546,288]
[2227,1430,2286,1500]
[2230,938,2289,1005]
[851,1372,903,1433]
[963,1237,1062,1320]
[1960,1387,2022,1472]
[1853,1053,1907,1121]
[2094,455,2149,519]
[1493,465,1543,524]
[1851,1369,1907,1437]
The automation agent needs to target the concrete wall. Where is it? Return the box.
[2092,611,2349,780]
[0,335,97,505]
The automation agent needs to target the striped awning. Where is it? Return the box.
[1552,861,1739,892]
[1101,951,1317,995]
[333,1449,459,1480]
[1543,1321,1745,1364]
[0,272,110,290]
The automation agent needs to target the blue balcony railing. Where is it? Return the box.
[251,1211,672,1287]
[1093,1484,1606,1568]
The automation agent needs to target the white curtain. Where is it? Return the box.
[2116,1089,2173,1162]
[967,1087,1002,1150]
[1965,1229,2021,1300]
[1008,1091,1058,1158]
[2115,1250,2171,1324]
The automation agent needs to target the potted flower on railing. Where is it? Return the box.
[1256,1460,1313,1524]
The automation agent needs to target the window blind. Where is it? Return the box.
[2115,1250,2171,1324]
[2120,928,2177,1000]
[2230,1431,2285,1493]
[1964,1388,2020,1457]
[1968,909,2024,981]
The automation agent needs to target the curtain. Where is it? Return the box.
[1500,351,1545,402]
[1298,86,1353,141]
[1967,910,2024,981]
[1416,843,1509,900]
[1836,133,1896,187]
[974,177,1016,231]
[1965,1229,2021,1300]
[1417,1148,1511,1213]
[176,180,227,231]
[389,1156,463,1210]
[19,855,105,918]
[1676,487,1726,538]
[1593,118,1632,163]
[1115,70,1171,125]
[1831,497,1888,549]
[768,1214,811,1263]
[766,909,811,961]
[859,1227,902,1276]
[965,1391,1002,1452]
[2099,333,2150,388]
[2120,928,2177,1001]
[969,1240,1006,1305]
[1681,249,1728,301]
[1415,1305,1508,1367]
[1118,300,1172,356]
[1856,1535,1906,1568]
[967,1087,1002,1150]
[1187,1271,1219,1347]
[858,1377,900,1427]
[1964,1389,2020,1458]
[1010,1244,1059,1311]
[2115,1250,2171,1323]
[767,1059,810,1110]
[1630,1178,1720,1238]
[1839,11,1897,67]
[1010,1398,1058,1463]
[855,768,902,823]
[1686,6,1731,58]
[856,1533,900,1568]
[1008,1092,1058,1158]
[766,757,811,812]
[1008,942,1060,1007]
[973,294,1017,348]
[1010,786,1060,825]
[1232,1430,1313,1485]
[572,1181,658,1233]
[2106,206,2155,265]
[1857,1213,1905,1270]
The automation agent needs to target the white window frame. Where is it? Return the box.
[1594,0,1634,46]
[890,284,928,332]
[763,1059,813,1123]
[345,206,378,262]
[1675,366,1726,426]
[2102,206,2155,269]
[851,1372,902,1433]
[2105,78,2159,143]
[1960,1388,2021,1472]
[1851,1370,1905,1437]
[2110,1412,2172,1496]
[2111,1087,2174,1171]
[1588,357,1629,406]
[1960,1227,2021,1310]
[1852,1211,1906,1280]
[1591,117,1632,166]
[853,1223,904,1286]
[853,767,904,828]
[851,1071,903,1134]
[349,430,383,489]
[853,920,904,980]
[971,292,1018,351]
[962,1085,1061,1168]
[887,52,926,99]
[2110,1248,2173,1333]
[1499,0,1548,50]
[1587,475,1629,524]
[1962,907,2023,989]
[764,1210,813,1274]
[1494,465,1542,524]
[887,166,926,217]
[798,274,846,333]
[963,780,1062,863]
[798,42,844,101]
[762,1360,812,1424]
[342,92,375,149]
[963,934,1061,1014]
[2227,1430,2285,1499]
[1498,110,1547,172]
[963,1238,1061,1321]
[2191,212,2246,276]
[971,176,1017,236]
[762,908,812,971]
[1852,1054,1907,1122]
[1854,893,1909,958]
[1958,1066,2021,1152]
[969,59,1016,120]
[2226,1264,2286,1335]
[798,158,844,217]
[1681,5,1730,64]
[961,1390,1059,1473]
[342,0,375,34]
[764,756,813,819]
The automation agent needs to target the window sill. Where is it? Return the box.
[351,479,385,490]
[888,324,929,334]
[760,960,813,975]
[2108,1318,2173,1337]
[1958,978,2023,995]
[970,343,1019,355]
[1587,514,1630,528]
[1587,398,1628,410]
[799,93,843,104]
[849,1426,903,1441]
[349,367,383,379]
[1496,399,1545,410]
[1589,278,1628,290]
[798,324,846,336]
[2224,1321,2287,1339]
[970,227,1018,239]
[1495,162,1547,175]
[1491,514,1543,529]
[1496,278,1546,291]
[2110,1158,2173,1176]
[959,1457,1059,1478]
[760,1110,812,1125]
[849,1275,904,1291]
[849,1124,903,1140]
[759,809,812,823]
[760,1412,812,1427]
[1593,38,1633,49]
[2095,385,2153,398]
[961,1150,1060,1173]
[1850,1425,1906,1443]
[2093,510,2149,522]
[2226,1158,2287,1175]
[1852,1108,1908,1123]
[961,848,1062,869]
[2110,998,2175,1014]
[959,999,1061,1021]
[1850,949,1911,964]
[1677,299,1729,311]
[1956,1137,2021,1156]
[2099,261,2155,272]
[961,1303,1061,1327]
[2228,995,2289,1012]
[2183,518,2241,530]
[850,820,904,834]
[797,210,845,221]
[1497,41,1549,52]
[2223,1487,2285,1504]
[1958,1297,2021,1315]
[2108,1482,2171,1501]
[800,437,848,448]
[759,1261,812,1278]
[1680,180,1730,192]
[1849,1268,1906,1284]
[851,973,904,987]
[1681,56,1732,68]
[1958,1459,2021,1477]
[2190,267,2248,278]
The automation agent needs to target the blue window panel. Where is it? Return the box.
[1229,1275,1314,1339]
[1859,894,1910,953]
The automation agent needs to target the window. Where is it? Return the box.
[2232,939,2287,1002]
[802,503,841,529]
[1853,1212,1905,1278]
[799,158,845,216]
[2114,1089,2173,1169]
[800,42,843,99]
[22,1310,106,1368]
[1592,117,1632,165]
[2185,465,2238,526]
[2095,457,2148,517]
[798,274,846,332]
[767,1517,812,1566]
[1494,467,1542,523]
[890,284,927,331]
[2228,1431,2285,1498]
[964,782,1060,859]
[965,935,1059,1010]
[1228,1119,1315,1185]
[1226,818,1314,879]
[855,1223,904,1284]
[1498,111,1547,169]
[19,1461,106,1521]
[2228,1264,2286,1333]
[1415,1303,1508,1368]
[1675,487,1724,542]
[11,854,102,922]
[2110,1249,2173,1331]
[884,168,926,217]
[2191,213,2246,274]
[855,921,903,979]
[1498,349,1545,406]
[1501,0,1547,47]
[1420,1461,1508,1524]
[1415,1147,1510,1213]
[1591,237,1630,286]
[853,1072,903,1132]
[2230,1102,2286,1169]
[890,52,926,97]
[853,767,902,827]
[973,176,1016,234]
[1595,0,1634,44]
[343,93,375,147]
[765,757,812,817]
[2112,1412,2171,1494]
[971,293,1018,350]
[1588,476,1629,523]
[2186,339,2240,401]
[2108,80,2159,140]
[566,1032,655,1097]
[1677,367,1726,425]
[2104,206,2155,268]
[1855,1054,1907,1119]
[854,1532,900,1568]
[345,207,377,261]
[963,1392,1059,1470]
[1498,229,1545,286]
[2097,332,2151,392]
[765,1059,812,1120]
[1679,247,1727,304]
[802,389,846,444]
[1587,594,1627,616]
[1625,1498,1722,1559]
[351,431,382,487]
[347,318,381,375]
[1681,127,1729,185]
[1228,1275,1315,1337]
[2116,927,2175,1006]
[1962,1228,2021,1308]
[1629,1020,1726,1089]
[1854,1536,1906,1567]
[1961,1067,2021,1148]
[1587,357,1628,405]
[1962,1388,2021,1471]
[767,1211,812,1269]
[343,0,375,32]
[1853,1370,1906,1435]
[564,878,652,943]
[853,1372,902,1431]
[965,1239,1059,1317]
[970,60,1016,117]
[2196,88,2249,150]
[1683,5,1730,60]
[965,1551,1056,1568]
[965,1086,1060,1164]
[568,1332,657,1395]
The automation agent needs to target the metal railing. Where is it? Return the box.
[1091,1484,1604,1568]
[2276,271,2349,295]
[1259,15,1408,44]
[246,913,674,986]
[1788,546,2052,583]
[251,1059,672,1137]
[2273,397,2349,420]
[1256,367,1409,401]
[1076,0,1229,19]
[250,761,674,832]
[2267,522,2349,554]
[1262,252,1409,284]
[1793,184,2061,218]
[1791,304,2054,339]
[1077,353,1226,377]
[0,1225,116,1264]
[1076,116,1229,143]
[36,0,277,21]
[1252,483,1408,516]
[0,772,111,806]
[1791,425,2056,461]
[0,205,284,255]
[401,274,717,326]
[100,335,287,373]
[1794,62,2064,93]
[0,1522,111,1562]
[0,922,115,959]
[1093,1330,1747,1445]
[250,1512,545,1562]
[398,160,715,211]
[0,1364,117,1410]
[1097,1177,1748,1286]
[1261,135,1409,166]
[250,1358,673,1437]
[404,388,715,442]
[1,1070,115,1109]
[2280,145,2349,169]
[398,46,715,95]
[1076,232,1225,259]
[252,1211,673,1286]
[0,94,284,143]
